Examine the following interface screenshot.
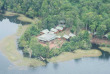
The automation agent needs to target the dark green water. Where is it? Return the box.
[0,15,110,74]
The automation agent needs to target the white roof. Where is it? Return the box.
[57,36,61,38]
[94,32,97,35]
[41,29,49,34]
[69,33,76,37]
[63,35,70,39]
[38,33,57,41]
[56,26,63,30]
[51,28,58,32]
[105,34,108,38]
[58,24,66,28]
[49,31,54,34]
[88,31,91,34]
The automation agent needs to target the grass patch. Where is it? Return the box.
[99,47,110,53]
[3,11,39,24]
[0,35,45,67]
[3,11,17,16]
[48,49,102,62]
[17,14,38,23]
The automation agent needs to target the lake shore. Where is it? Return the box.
[0,34,46,67]
[48,49,102,62]
[0,34,102,67]
[0,11,102,67]
[99,47,110,53]
[2,11,39,24]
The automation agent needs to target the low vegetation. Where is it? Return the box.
[0,35,45,67]
[99,47,110,53]
[48,49,102,62]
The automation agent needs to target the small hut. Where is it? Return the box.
[63,35,70,40]
[51,28,58,33]
[56,26,63,31]
[88,31,91,34]
[38,33,57,42]
[59,20,66,24]
[58,24,66,30]
[69,33,76,38]
[49,31,54,34]
[40,29,49,34]
[57,36,61,40]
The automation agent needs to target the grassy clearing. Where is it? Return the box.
[3,11,39,23]
[0,35,45,67]
[99,47,110,53]
[48,49,102,62]
[3,11,17,16]
[17,14,39,23]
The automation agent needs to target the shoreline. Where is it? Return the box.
[2,11,39,24]
[0,34,102,67]
[99,47,110,53]
[48,49,102,63]
[0,34,45,67]
[0,11,102,67]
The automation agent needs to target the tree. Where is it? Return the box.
[29,37,49,58]
[89,24,96,33]
[26,8,36,18]
[96,25,107,38]
[108,32,110,40]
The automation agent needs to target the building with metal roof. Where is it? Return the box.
[57,36,61,38]
[63,35,70,40]
[38,33,57,42]
[56,26,63,31]
[69,33,76,37]
[51,28,58,33]
[58,24,66,28]
[88,31,91,34]
[41,29,49,34]
[105,34,108,38]
[49,31,54,34]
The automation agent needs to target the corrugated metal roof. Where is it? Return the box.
[49,31,54,34]
[88,31,91,34]
[41,29,49,34]
[38,33,57,41]
[57,36,61,38]
[69,33,76,37]
[51,28,58,32]
[56,26,63,30]
[58,24,66,28]
[63,35,70,39]
[105,34,108,38]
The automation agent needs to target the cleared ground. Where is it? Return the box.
[38,28,71,49]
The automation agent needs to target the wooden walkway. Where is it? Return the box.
[91,38,110,45]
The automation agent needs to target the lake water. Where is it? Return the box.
[0,15,110,74]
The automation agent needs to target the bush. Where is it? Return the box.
[108,32,110,40]
[49,49,61,58]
